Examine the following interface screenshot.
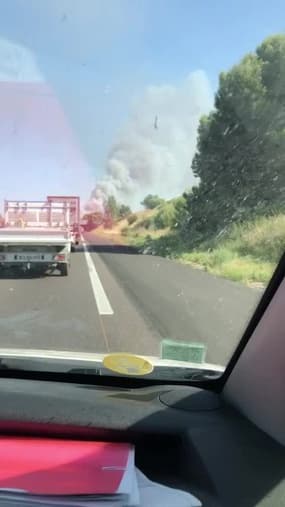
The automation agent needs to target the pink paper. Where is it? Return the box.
[0,437,132,496]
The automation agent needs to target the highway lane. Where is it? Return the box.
[0,242,161,356]
[86,233,262,365]
[0,249,108,352]
[0,233,262,366]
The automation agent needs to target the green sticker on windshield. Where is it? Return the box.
[161,339,206,363]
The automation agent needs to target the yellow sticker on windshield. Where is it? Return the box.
[103,353,153,376]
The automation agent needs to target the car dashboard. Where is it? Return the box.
[0,378,283,507]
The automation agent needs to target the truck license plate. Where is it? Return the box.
[16,254,43,261]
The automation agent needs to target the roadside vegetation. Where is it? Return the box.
[85,34,285,286]
[115,206,284,285]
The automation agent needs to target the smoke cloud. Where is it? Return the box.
[86,70,213,211]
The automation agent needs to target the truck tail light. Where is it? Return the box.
[54,254,65,262]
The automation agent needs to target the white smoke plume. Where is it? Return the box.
[87,70,213,211]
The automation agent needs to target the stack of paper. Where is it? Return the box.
[0,437,201,507]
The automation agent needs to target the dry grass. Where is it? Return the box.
[88,210,284,286]
[181,250,274,285]
[229,214,285,263]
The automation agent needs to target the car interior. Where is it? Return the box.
[0,254,284,507]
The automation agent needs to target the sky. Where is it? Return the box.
[0,0,284,209]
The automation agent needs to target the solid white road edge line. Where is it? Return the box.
[82,240,114,315]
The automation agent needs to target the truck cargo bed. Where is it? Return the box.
[0,228,71,276]
[0,228,70,245]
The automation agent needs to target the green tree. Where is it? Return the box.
[154,202,176,229]
[119,204,131,219]
[183,34,285,246]
[256,35,285,99]
[127,213,138,225]
[141,194,164,209]
[106,195,119,220]
[255,35,285,208]
[172,195,188,232]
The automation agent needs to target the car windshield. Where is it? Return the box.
[0,0,284,380]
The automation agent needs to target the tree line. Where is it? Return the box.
[179,34,285,245]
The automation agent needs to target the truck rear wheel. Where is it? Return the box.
[60,264,69,276]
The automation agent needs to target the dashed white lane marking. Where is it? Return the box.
[81,240,114,315]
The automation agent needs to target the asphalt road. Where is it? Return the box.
[0,233,262,366]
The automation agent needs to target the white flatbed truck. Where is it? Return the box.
[0,228,71,276]
[0,198,78,276]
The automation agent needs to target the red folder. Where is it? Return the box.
[0,437,133,496]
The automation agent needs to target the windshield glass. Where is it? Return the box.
[0,0,284,379]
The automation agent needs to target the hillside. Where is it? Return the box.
[96,203,284,287]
